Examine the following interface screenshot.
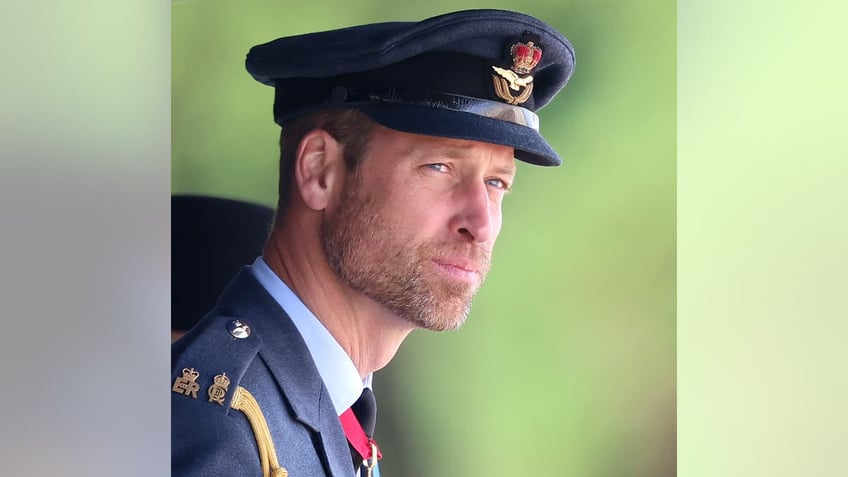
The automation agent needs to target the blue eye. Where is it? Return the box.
[426,163,449,173]
[485,178,509,190]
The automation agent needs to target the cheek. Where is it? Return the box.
[490,203,504,237]
[389,194,453,239]
[387,179,443,218]
[374,189,431,232]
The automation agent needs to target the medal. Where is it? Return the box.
[339,408,382,474]
[363,441,378,477]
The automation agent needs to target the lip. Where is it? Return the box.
[431,258,480,282]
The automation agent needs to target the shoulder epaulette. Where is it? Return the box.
[172,314,262,413]
[172,314,289,477]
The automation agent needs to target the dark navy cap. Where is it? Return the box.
[246,9,575,166]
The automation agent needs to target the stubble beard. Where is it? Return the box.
[321,176,491,332]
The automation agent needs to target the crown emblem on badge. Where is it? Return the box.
[172,367,202,398]
[207,373,231,405]
[510,41,543,75]
[491,35,543,106]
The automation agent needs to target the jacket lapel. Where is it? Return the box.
[222,268,354,477]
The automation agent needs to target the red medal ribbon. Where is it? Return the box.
[339,408,383,461]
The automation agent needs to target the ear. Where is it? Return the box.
[293,129,346,211]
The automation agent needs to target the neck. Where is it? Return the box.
[262,224,415,379]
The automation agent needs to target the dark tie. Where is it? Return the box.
[349,388,377,473]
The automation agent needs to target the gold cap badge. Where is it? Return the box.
[491,38,543,105]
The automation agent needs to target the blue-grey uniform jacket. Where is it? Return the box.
[171,268,355,476]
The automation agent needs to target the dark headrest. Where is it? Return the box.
[172,195,274,332]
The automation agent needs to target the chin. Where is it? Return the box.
[405,302,472,332]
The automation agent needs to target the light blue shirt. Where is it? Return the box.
[251,257,371,416]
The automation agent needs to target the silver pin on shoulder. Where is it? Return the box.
[228,320,251,339]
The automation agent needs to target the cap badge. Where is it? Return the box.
[492,39,543,105]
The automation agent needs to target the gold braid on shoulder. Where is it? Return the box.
[230,386,289,477]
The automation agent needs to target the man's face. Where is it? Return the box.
[322,125,516,331]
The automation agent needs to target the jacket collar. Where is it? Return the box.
[220,267,354,476]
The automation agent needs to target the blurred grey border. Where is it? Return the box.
[0,1,170,475]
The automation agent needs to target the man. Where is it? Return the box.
[172,9,575,477]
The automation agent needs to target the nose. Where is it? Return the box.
[450,180,497,244]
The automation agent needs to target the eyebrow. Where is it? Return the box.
[407,141,517,175]
[493,164,517,176]
[427,144,475,159]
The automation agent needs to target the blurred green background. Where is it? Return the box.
[173,0,675,475]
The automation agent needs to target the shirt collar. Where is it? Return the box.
[251,257,371,415]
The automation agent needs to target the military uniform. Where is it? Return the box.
[172,268,354,476]
[172,8,575,476]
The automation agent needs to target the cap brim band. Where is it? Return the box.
[359,103,561,166]
[367,89,540,131]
